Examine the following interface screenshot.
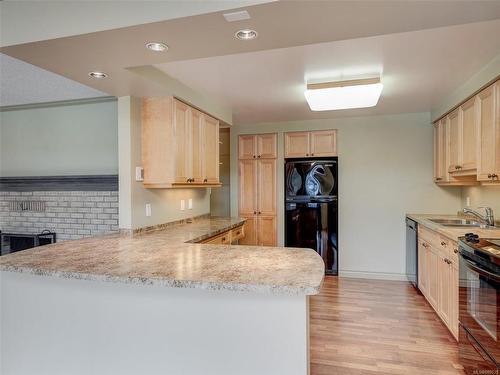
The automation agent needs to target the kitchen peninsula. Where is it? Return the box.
[0,216,324,375]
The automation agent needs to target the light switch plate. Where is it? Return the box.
[135,167,144,181]
[188,199,193,210]
[180,199,185,211]
[145,203,151,217]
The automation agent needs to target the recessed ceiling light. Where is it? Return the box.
[146,42,168,52]
[88,71,108,79]
[304,77,383,111]
[235,29,258,40]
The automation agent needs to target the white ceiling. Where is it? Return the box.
[156,19,500,124]
[0,53,108,107]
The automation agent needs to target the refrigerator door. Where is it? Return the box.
[285,159,337,199]
[285,201,338,274]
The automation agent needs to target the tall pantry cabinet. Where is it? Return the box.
[238,134,277,246]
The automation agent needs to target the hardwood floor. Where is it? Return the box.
[310,277,464,375]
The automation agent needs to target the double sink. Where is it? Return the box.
[429,218,494,228]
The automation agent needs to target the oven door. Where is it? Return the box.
[459,252,500,371]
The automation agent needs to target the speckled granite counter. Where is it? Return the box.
[0,216,324,295]
[407,214,500,241]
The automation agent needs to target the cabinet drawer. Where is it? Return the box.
[419,226,441,249]
[230,225,245,243]
[202,231,231,245]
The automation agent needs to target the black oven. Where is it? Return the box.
[458,235,500,374]
[0,231,57,256]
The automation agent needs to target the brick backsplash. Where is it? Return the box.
[0,191,119,241]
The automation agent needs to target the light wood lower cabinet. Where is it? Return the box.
[418,226,459,340]
[238,133,277,246]
[199,224,245,245]
[239,215,276,246]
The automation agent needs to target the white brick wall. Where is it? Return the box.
[0,191,119,241]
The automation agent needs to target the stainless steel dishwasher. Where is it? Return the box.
[406,217,418,288]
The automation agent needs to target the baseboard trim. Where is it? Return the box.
[339,270,408,281]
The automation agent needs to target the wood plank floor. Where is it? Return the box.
[310,277,464,375]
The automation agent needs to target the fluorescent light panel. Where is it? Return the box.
[304,77,383,111]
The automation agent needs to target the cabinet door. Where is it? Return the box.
[450,262,459,340]
[427,246,440,310]
[238,160,257,215]
[460,97,477,172]
[203,114,220,184]
[476,84,497,181]
[257,133,277,159]
[257,216,277,246]
[310,130,337,157]
[447,109,461,173]
[285,132,310,158]
[418,241,428,297]
[239,215,257,245]
[438,254,452,327]
[257,159,276,216]
[173,99,192,183]
[191,109,204,183]
[239,135,256,160]
[433,121,446,182]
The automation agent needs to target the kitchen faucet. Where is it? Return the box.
[463,207,495,227]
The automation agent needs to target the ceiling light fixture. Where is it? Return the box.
[304,77,383,111]
[146,42,168,52]
[235,29,258,40]
[88,71,108,79]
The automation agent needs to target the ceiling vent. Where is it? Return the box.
[223,10,250,22]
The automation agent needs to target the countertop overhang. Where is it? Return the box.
[0,217,325,296]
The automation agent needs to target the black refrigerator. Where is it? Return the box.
[285,158,338,275]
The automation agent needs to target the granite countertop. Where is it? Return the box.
[0,217,325,296]
[407,214,500,241]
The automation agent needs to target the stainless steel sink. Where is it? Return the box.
[428,218,484,227]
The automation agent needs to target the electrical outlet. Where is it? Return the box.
[180,199,185,211]
[145,203,151,217]
[135,167,144,181]
[188,198,193,210]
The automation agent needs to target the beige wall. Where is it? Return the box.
[118,96,210,230]
[462,186,500,221]
[230,112,462,280]
[0,99,117,177]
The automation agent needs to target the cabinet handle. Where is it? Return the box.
[311,153,314,156]
[454,248,458,254]
[441,241,446,246]
[494,174,499,179]
[258,155,261,158]
[488,174,492,178]
[253,211,257,215]
[186,178,190,183]
[435,177,442,181]
[306,153,309,156]
[253,155,256,158]
[203,178,208,183]
[258,211,261,214]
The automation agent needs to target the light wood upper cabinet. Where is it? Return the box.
[203,114,220,183]
[433,119,446,182]
[476,83,500,182]
[447,109,461,174]
[434,78,499,185]
[239,135,256,160]
[285,130,337,158]
[174,99,191,184]
[142,97,221,188]
[238,134,277,159]
[257,134,277,159]
[191,109,204,183]
[460,97,477,172]
[285,132,311,158]
[310,130,337,157]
